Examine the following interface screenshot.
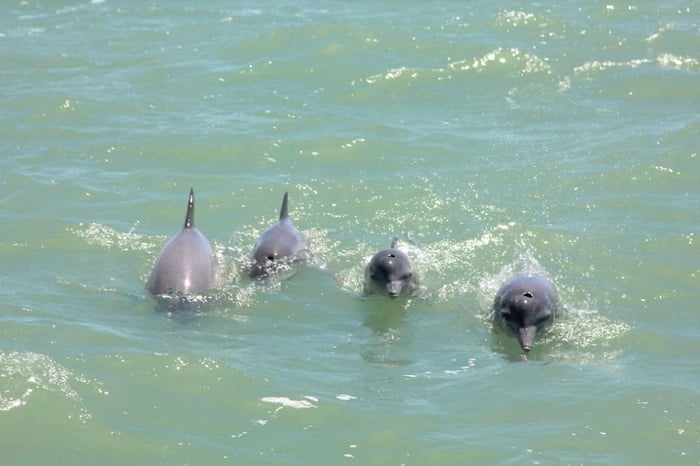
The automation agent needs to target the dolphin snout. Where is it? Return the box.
[518,326,537,353]
[386,281,403,298]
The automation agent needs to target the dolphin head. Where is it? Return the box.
[251,240,297,277]
[367,248,414,298]
[493,275,558,353]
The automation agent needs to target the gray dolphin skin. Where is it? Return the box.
[250,192,304,277]
[493,274,560,353]
[364,238,417,298]
[146,188,217,297]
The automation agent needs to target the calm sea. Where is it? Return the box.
[1,1,698,464]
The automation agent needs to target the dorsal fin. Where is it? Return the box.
[279,191,289,220]
[390,237,399,248]
[184,188,195,229]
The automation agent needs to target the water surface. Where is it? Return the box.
[1,1,698,464]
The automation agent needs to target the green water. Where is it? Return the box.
[1,1,698,464]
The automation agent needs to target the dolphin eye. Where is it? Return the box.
[402,272,412,280]
[523,291,533,298]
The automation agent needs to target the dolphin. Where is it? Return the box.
[250,192,304,277]
[364,238,418,298]
[493,274,560,353]
[146,188,217,298]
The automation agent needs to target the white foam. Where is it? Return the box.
[69,222,162,253]
[261,396,316,409]
[0,351,91,420]
[656,53,698,70]
[574,58,651,74]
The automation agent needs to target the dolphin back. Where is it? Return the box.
[250,191,304,277]
[147,188,216,297]
[147,228,215,295]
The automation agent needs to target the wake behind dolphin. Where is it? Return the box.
[146,188,218,299]
[492,273,560,353]
[250,191,305,278]
[364,238,418,298]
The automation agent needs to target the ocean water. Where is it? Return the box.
[1,0,698,464]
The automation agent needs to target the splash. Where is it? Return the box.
[212,226,325,308]
[574,58,652,74]
[333,223,513,303]
[262,396,317,409]
[478,252,631,361]
[448,48,551,75]
[416,224,512,303]
[334,239,426,299]
[360,47,551,88]
[551,308,631,349]
[497,10,538,26]
[69,222,162,253]
[656,53,698,71]
[0,351,92,420]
